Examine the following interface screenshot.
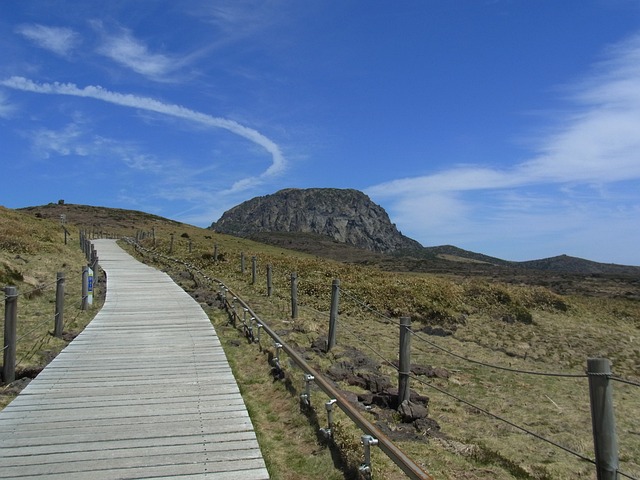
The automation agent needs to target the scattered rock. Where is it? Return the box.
[2,377,31,395]
[420,325,454,337]
[398,400,428,422]
[310,335,328,353]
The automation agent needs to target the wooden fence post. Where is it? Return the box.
[327,279,340,352]
[3,286,18,384]
[213,244,218,262]
[291,272,298,319]
[240,252,245,273]
[169,233,174,254]
[251,256,257,285]
[267,264,273,297]
[398,316,412,406]
[54,272,65,338]
[587,358,619,480]
[81,266,89,311]
[189,239,193,253]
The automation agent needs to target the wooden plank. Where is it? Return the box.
[0,239,269,479]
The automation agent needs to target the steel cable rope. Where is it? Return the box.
[338,311,603,472]
[12,280,58,299]
[15,330,50,369]
[611,376,640,388]
[13,315,56,346]
[407,372,598,466]
[410,328,587,378]
[338,316,404,373]
[339,286,401,326]
[338,284,586,378]
[408,342,640,480]
[297,303,329,319]
[336,286,624,474]
[339,313,403,356]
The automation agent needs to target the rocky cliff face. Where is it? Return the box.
[210,188,422,253]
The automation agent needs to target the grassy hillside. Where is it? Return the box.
[0,206,102,408]
[8,204,640,479]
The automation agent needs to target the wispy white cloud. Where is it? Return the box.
[2,76,286,190]
[93,24,179,80]
[15,24,80,57]
[29,123,90,158]
[0,92,15,118]
[196,0,286,39]
[24,122,166,176]
[366,32,640,260]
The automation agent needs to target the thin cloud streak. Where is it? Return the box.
[15,24,80,57]
[1,76,286,190]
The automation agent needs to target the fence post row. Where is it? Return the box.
[54,272,65,338]
[3,286,18,383]
[398,316,412,406]
[327,279,340,352]
[587,358,619,480]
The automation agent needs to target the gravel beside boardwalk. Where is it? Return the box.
[0,239,269,479]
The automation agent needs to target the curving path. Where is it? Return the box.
[0,239,269,479]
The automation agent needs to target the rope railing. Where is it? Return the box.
[339,287,401,326]
[410,328,588,378]
[611,376,640,388]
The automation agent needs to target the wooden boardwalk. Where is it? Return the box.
[0,239,269,479]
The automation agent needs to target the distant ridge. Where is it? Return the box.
[516,254,640,275]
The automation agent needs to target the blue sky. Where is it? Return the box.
[2,1,640,265]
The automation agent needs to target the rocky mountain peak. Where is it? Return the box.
[210,188,422,253]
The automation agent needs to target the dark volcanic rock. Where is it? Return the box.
[210,188,422,253]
